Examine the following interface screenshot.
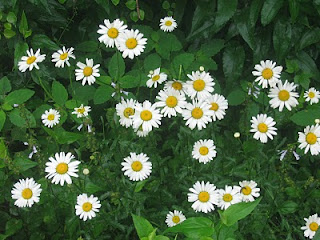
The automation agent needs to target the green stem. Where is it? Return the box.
[38,75,54,100]
[136,59,142,97]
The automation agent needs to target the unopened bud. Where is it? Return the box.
[83,168,90,175]
[149,70,154,75]
[315,119,320,124]
[234,132,240,138]
[199,66,204,71]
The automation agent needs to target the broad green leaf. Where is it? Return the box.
[214,0,238,31]
[74,85,96,102]
[52,81,68,105]
[144,53,161,71]
[217,222,238,240]
[0,110,6,132]
[249,0,263,27]
[299,28,320,51]
[289,0,299,22]
[14,157,38,172]
[279,200,298,214]
[9,108,36,128]
[85,181,104,193]
[220,198,261,226]
[120,72,147,89]
[126,0,136,10]
[261,0,284,26]
[4,29,16,39]
[0,77,11,96]
[93,85,114,104]
[134,180,147,193]
[132,214,155,239]
[222,45,245,82]
[6,12,17,24]
[296,51,320,80]
[290,109,320,126]
[5,219,22,237]
[313,229,320,240]
[43,127,82,144]
[4,89,34,105]
[200,39,225,57]
[19,11,29,38]
[273,20,292,61]
[32,34,59,51]
[109,51,125,79]
[14,42,29,68]
[172,53,194,75]
[156,33,182,59]
[235,10,255,50]
[154,236,170,240]
[77,41,99,52]
[111,0,120,5]
[294,73,311,89]
[148,228,157,240]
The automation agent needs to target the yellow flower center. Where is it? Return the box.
[82,202,92,212]
[210,103,219,111]
[27,56,36,65]
[47,114,55,121]
[165,20,173,26]
[223,193,233,202]
[56,163,69,174]
[309,222,319,232]
[77,108,85,114]
[152,75,160,81]
[140,110,152,121]
[258,123,268,133]
[172,82,182,90]
[172,216,180,223]
[306,132,317,145]
[278,90,290,101]
[262,68,273,80]
[198,191,210,202]
[123,107,134,118]
[193,79,205,91]
[199,146,209,155]
[166,96,178,108]
[309,92,315,99]
[131,161,143,171]
[241,186,252,195]
[107,27,119,38]
[22,188,33,199]
[60,53,68,60]
[191,107,203,119]
[126,38,138,49]
[83,67,93,77]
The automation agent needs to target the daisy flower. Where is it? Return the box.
[160,16,178,32]
[116,99,137,128]
[11,178,42,208]
[75,193,101,221]
[72,104,91,118]
[75,58,100,86]
[134,125,151,137]
[217,185,242,210]
[51,46,75,68]
[18,48,46,72]
[238,180,260,202]
[97,19,127,48]
[188,181,219,213]
[250,114,277,143]
[181,100,213,130]
[164,79,186,94]
[45,152,81,186]
[165,210,186,227]
[268,80,299,112]
[206,94,228,121]
[185,70,215,100]
[146,68,168,88]
[155,89,187,118]
[298,124,320,155]
[121,152,152,181]
[117,29,147,59]
[252,60,283,88]
[192,139,217,164]
[132,100,162,132]
[301,214,320,239]
[41,108,60,128]
[304,87,320,105]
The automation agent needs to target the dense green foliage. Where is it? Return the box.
[1,0,320,239]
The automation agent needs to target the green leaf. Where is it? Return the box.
[219,198,262,226]
[279,200,298,214]
[296,51,320,80]
[172,53,194,75]
[156,32,182,59]
[43,128,82,144]
[249,0,263,27]
[299,28,320,51]
[76,41,98,52]
[14,42,29,68]
[164,217,214,238]
[200,39,224,57]
[5,219,22,237]
[289,0,299,22]
[222,45,245,82]
[119,74,145,89]
[214,0,238,31]
[9,108,36,128]
[4,29,16,39]
[290,109,320,126]
[273,20,292,61]
[134,180,147,193]
[313,229,320,240]
[235,10,255,50]
[126,0,136,10]
[74,85,96,102]
[85,181,103,193]
[6,12,17,24]
[52,81,68,105]
[0,110,6,132]
[0,77,12,96]
[111,0,120,5]
[109,51,125,79]
[227,89,246,106]
[93,85,114,104]
[14,157,38,172]
[144,53,161,71]
[261,0,284,26]
[154,236,170,240]
[217,222,238,240]
[19,11,29,38]
[294,73,311,89]
[162,1,170,9]
[5,89,34,105]
[132,214,155,239]
[32,34,59,51]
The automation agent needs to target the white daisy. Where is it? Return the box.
[45,152,81,186]
[304,87,320,105]
[238,180,260,202]
[165,210,186,227]
[268,80,299,112]
[206,94,228,121]
[97,19,127,48]
[41,108,60,128]
[18,48,46,72]
[185,70,215,100]
[11,178,42,208]
[181,100,213,130]
[75,193,101,221]
[164,79,186,94]
[72,104,91,118]
[298,124,320,155]
[250,114,277,143]
[51,46,75,68]
[117,29,147,59]
[75,58,100,86]
[155,89,186,118]
[160,16,178,32]
[121,152,152,181]
[132,100,162,132]
[217,185,242,210]
[187,181,219,213]
[252,60,283,88]
[146,68,168,88]
[192,139,217,164]
[134,125,151,137]
[116,99,137,128]
[301,214,320,239]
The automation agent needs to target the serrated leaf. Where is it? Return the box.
[200,39,225,57]
[273,20,292,61]
[290,109,320,126]
[0,77,11,96]
[223,45,245,82]
[0,110,6,132]
[227,89,246,106]
[14,157,38,172]
[279,200,298,214]
[6,12,17,24]
[111,0,120,5]
[261,0,284,26]
[94,85,114,104]
[5,89,34,105]
[9,108,36,128]
[132,214,154,239]
[85,181,103,193]
[235,10,255,50]
[52,81,68,105]
[4,29,16,39]
[109,51,125,79]
[144,53,161,71]
[77,41,99,52]
[299,28,320,51]
[19,11,29,38]
[43,128,82,144]
[214,0,238,31]
[289,0,299,22]
[32,34,59,51]
[14,42,29,68]
[172,53,194,75]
